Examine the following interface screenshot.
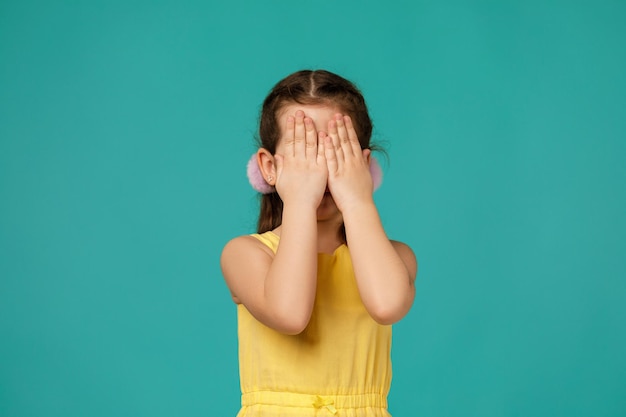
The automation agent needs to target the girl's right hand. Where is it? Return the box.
[274,110,328,208]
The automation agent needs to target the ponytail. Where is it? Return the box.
[257,192,283,234]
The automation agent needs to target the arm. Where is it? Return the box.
[221,111,328,334]
[323,114,417,324]
[342,205,417,324]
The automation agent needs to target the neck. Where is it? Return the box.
[270,217,344,255]
[315,218,344,254]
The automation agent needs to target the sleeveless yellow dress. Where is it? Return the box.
[236,231,393,417]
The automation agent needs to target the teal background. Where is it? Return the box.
[1,1,625,416]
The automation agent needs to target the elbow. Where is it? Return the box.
[259,291,315,335]
[279,322,309,335]
[366,291,414,325]
[368,304,405,325]
[276,316,310,335]
[272,308,312,335]
[247,304,312,335]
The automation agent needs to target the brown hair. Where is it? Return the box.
[256,69,376,234]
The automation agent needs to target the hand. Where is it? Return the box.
[322,114,374,213]
[275,110,328,209]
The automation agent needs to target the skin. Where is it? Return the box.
[220,104,417,334]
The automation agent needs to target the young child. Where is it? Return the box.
[221,69,417,417]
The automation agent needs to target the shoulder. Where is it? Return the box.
[390,240,418,281]
[220,234,275,304]
[221,234,275,260]
[389,240,414,255]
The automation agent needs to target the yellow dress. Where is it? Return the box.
[236,231,393,417]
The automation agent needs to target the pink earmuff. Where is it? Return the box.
[246,154,275,194]
[247,153,383,194]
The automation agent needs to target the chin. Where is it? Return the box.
[317,194,341,220]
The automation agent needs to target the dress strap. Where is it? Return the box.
[250,231,279,253]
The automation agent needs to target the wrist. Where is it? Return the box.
[337,195,376,216]
[282,200,320,216]
[278,190,324,210]
[341,200,385,240]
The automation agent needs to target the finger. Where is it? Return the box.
[283,115,295,157]
[322,133,338,174]
[335,113,354,157]
[294,110,306,158]
[344,115,362,157]
[304,116,317,158]
[327,119,344,165]
[317,131,326,164]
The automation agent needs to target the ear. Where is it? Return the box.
[256,148,276,186]
[363,150,383,192]
[363,148,371,163]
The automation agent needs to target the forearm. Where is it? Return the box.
[343,201,415,324]
[263,203,319,333]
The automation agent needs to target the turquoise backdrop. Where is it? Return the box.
[1,1,625,416]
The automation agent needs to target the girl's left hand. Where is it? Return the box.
[322,114,374,213]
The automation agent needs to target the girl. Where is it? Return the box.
[221,70,417,417]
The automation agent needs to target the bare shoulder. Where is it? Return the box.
[390,240,418,281]
[221,234,274,260]
[220,235,275,303]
